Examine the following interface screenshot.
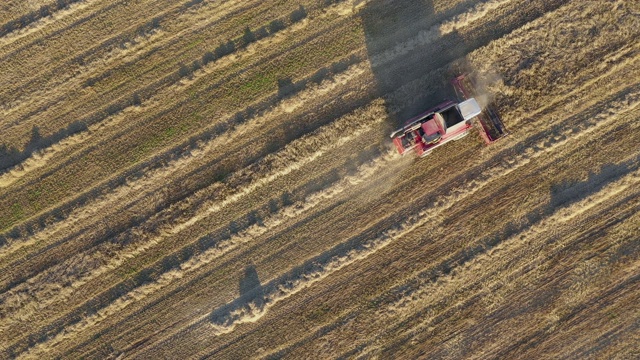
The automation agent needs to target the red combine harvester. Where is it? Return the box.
[391,74,508,157]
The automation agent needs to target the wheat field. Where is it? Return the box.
[0,0,638,358]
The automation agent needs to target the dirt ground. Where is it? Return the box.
[0,0,638,358]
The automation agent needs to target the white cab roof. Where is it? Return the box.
[457,98,482,120]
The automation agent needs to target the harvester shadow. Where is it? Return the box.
[0,122,88,174]
[206,204,408,328]
[210,264,265,326]
[239,265,264,303]
[360,0,571,130]
[360,0,474,127]
[550,156,639,208]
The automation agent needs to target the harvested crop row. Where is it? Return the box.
[1,2,636,348]
[1,0,638,357]
[65,73,640,360]
[0,2,361,229]
[20,38,636,342]
[4,98,393,357]
[180,94,640,360]
[0,0,580,248]
[0,0,316,133]
[0,86,384,342]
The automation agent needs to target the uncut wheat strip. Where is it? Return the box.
[499,44,640,131]
[127,87,640,359]
[464,0,640,133]
[479,55,640,165]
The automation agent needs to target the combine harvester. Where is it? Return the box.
[390,74,508,157]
